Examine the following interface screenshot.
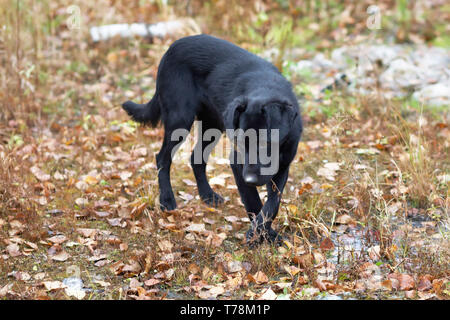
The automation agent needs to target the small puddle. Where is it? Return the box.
[328,225,374,266]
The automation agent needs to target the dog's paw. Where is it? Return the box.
[201,191,224,207]
[245,227,283,247]
[266,228,284,245]
[245,228,262,247]
[160,195,177,211]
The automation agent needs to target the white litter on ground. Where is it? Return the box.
[264,44,450,106]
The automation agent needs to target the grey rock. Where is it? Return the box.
[413,81,450,106]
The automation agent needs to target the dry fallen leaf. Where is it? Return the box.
[144,279,160,287]
[182,179,196,186]
[157,240,174,252]
[224,215,240,223]
[319,237,334,251]
[30,166,51,182]
[258,288,277,300]
[47,235,68,244]
[292,253,314,268]
[77,228,98,238]
[65,286,86,300]
[226,260,243,273]
[417,277,433,292]
[42,281,65,291]
[381,279,393,291]
[84,175,98,185]
[188,263,200,275]
[10,271,31,281]
[317,162,340,181]
[6,243,21,257]
[198,285,225,299]
[0,284,13,297]
[251,271,269,284]
[119,171,133,181]
[405,290,416,299]
[368,245,381,260]
[51,251,70,262]
[107,218,126,228]
[75,198,89,207]
[129,278,143,289]
[209,173,231,186]
[284,265,301,277]
[335,214,355,225]
[389,273,415,291]
[398,274,415,291]
[185,223,207,233]
[314,279,327,291]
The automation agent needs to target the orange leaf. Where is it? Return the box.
[319,237,334,251]
[252,271,268,284]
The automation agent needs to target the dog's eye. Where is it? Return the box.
[264,102,280,109]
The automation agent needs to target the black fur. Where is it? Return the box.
[122,98,161,127]
[122,34,302,245]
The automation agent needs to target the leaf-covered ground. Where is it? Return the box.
[0,0,449,300]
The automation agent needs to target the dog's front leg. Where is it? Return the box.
[230,162,263,220]
[246,166,289,245]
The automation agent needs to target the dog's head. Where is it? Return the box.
[225,93,298,186]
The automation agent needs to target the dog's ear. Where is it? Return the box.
[279,100,298,125]
[225,96,247,129]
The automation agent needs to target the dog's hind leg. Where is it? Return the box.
[156,111,195,211]
[154,63,202,211]
[190,118,224,207]
[156,131,184,211]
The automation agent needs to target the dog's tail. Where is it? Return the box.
[122,96,161,127]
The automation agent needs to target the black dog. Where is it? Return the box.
[123,34,302,245]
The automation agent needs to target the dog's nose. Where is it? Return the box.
[244,173,258,186]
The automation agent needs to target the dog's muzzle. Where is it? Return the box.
[243,173,259,186]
